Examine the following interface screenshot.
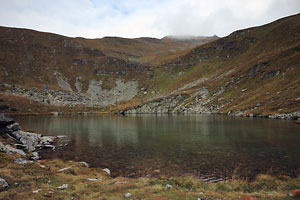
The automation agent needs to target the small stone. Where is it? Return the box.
[165,184,172,191]
[56,135,67,139]
[14,158,33,164]
[39,165,46,168]
[0,178,9,189]
[103,168,111,176]
[199,192,204,195]
[79,161,89,168]
[33,189,42,193]
[57,166,72,172]
[57,184,68,189]
[124,193,132,198]
[50,112,59,116]
[31,152,40,160]
[87,178,100,181]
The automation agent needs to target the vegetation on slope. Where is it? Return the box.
[0,14,299,115]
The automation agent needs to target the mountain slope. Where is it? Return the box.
[122,13,300,118]
[0,13,299,117]
[0,26,217,113]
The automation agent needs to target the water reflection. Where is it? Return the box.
[15,114,300,178]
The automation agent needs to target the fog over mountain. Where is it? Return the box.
[0,0,299,38]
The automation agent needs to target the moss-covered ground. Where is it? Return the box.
[0,153,300,200]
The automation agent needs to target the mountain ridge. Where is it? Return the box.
[0,13,299,118]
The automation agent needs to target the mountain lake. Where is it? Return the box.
[15,114,300,180]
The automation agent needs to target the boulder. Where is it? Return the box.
[14,158,33,164]
[0,141,26,156]
[0,114,15,128]
[10,131,40,152]
[5,122,21,134]
[30,152,40,160]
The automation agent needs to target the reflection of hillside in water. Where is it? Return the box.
[15,115,300,179]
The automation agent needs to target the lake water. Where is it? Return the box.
[15,114,300,179]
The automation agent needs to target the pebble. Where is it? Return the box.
[87,178,100,181]
[165,184,172,191]
[79,161,89,168]
[32,189,42,193]
[124,193,132,198]
[57,184,68,189]
[56,135,67,139]
[103,168,111,176]
[0,178,9,188]
[57,166,72,172]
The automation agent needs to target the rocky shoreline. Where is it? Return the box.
[120,95,300,121]
[0,113,57,160]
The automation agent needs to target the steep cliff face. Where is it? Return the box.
[0,14,299,116]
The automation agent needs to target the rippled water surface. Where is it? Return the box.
[15,114,300,178]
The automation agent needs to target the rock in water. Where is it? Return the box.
[0,114,15,128]
[0,178,9,189]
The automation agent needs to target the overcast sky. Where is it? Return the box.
[0,0,299,39]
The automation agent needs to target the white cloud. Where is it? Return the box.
[0,0,299,38]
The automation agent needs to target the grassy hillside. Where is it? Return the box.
[122,13,300,116]
[0,14,299,116]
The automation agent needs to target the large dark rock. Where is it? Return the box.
[0,114,15,128]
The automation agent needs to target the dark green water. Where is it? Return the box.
[15,114,300,178]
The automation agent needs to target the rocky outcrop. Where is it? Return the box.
[122,94,190,114]
[122,86,220,114]
[3,78,138,106]
[0,114,56,158]
[0,141,26,156]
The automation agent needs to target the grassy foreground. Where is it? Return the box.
[0,153,300,200]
